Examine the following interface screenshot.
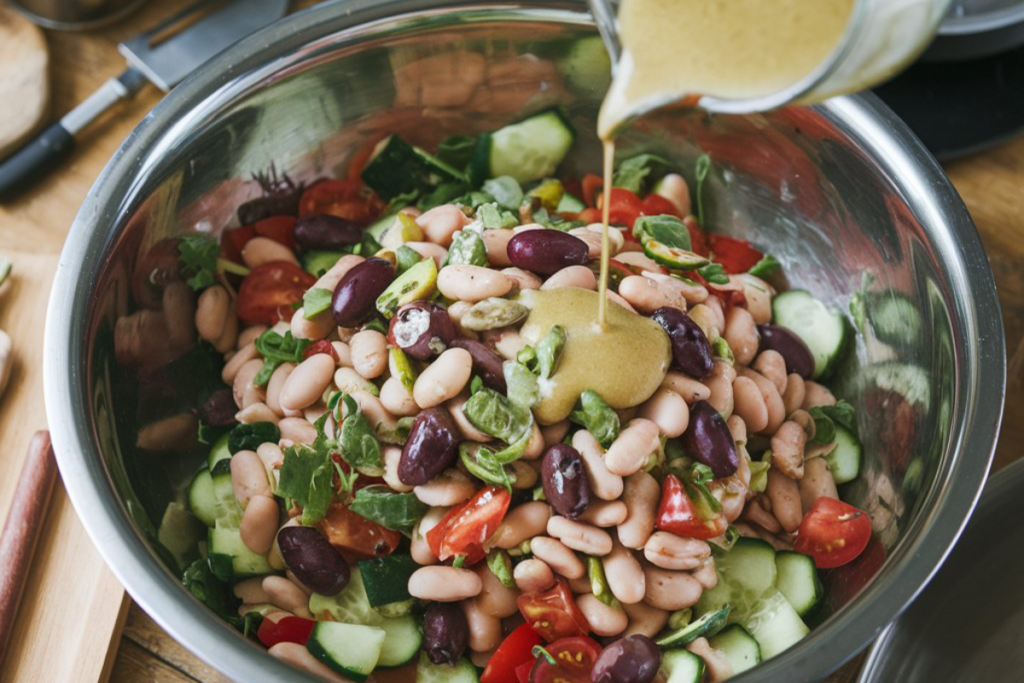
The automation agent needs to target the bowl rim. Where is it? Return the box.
[42,2,1006,682]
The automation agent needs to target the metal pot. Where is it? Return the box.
[42,2,1006,682]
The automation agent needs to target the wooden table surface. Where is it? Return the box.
[0,1,1020,681]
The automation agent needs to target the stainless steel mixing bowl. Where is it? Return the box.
[42,2,1006,682]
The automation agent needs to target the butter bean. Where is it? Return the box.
[577,593,628,636]
[783,373,806,415]
[510,460,539,490]
[438,265,513,302]
[644,271,707,305]
[706,361,736,418]
[473,564,520,619]
[268,643,354,683]
[799,456,839,512]
[195,285,229,343]
[540,265,597,291]
[541,419,571,446]
[743,498,782,534]
[382,446,413,493]
[314,254,365,293]
[615,251,662,273]
[238,325,268,349]
[606,289,637,313]
[653,173,691,215]
[405,242,448,269]
[280,354,336,412]
[644,532,711,571]
[242,237,299,269]
[514,559,555,593]
[740,368,786,434]
[618,472,660,549]
[661,372,711,404]
[412,507,447,565]
[482,229,515,266]
[572,430,624,501]
[290,306,336,341]
[771,420,807,478]
[754,349,789,395]
[350,330,388,379]
[447,391,492,442]
[265,362,295,417]
[231,450,271,507]
[605,418,661,477]
[802,381,837,409]
[623,600,670,639]
[236,402,280,425]
[279,417,317,445]
[333,367,377,396]
[522,421,545,460]
[493,501,551,549]
[578,500,628,527]
[263,576,312,618]
[414,469,476,507]
[603,541,646,604]
[345,390,398,434]
[380,376,419,417]
[638,388,689,438]
[414,347,472,408]
[766,469,803,533]
[500,267,542,291]
[619,275,685,314]
[530,536,585,580]
[408,567,482,601]
[739,274,774,325]
[232,358,264,408]
[234,577,271,604]
[687,637,733,683]
[547,516,613,556]
[733,376,769,433]
[418,204,470,246]
[643,566,703,610]
[693,558,718,590]
[724,306,759,366]
[462,599,503,652]
[223,343,259,386]
[240,494,279,555]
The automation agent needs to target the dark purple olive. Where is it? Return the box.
[294,214,363,251]
[422,602,469,665]
[682,400,740,478]
[198,389,238,427]
[399,407,462,486]
[651,306,714,380]
[276,526,350,597]
[507,229,590,276]
[236,191,302,225]
[388,301,457,360]
[450,338,507,393]
[332,258,395,327]
[591,635,661,683]
[541,444,591,520]
[758,324,815,379]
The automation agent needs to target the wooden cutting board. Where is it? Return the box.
[0,8,50,159]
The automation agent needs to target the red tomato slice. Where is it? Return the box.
[253,216,298,251]
[708,235,765,274]
[316,503,401,559]
[236,261,316,327]
[221,224,256,264]
[481,624,543,683]
[303,339,339,362]
[299,179,383,225]
[515,660,534,683]
[581,173,603,207]
[684,215,709,257]
[517,579,590,643]
[639,193,683,219]
[598,188,643,228]
[529,637,603,683]
[655,474,728,540]
[256,615,315,648]
[426,487,511,564]
[575,207,603,225]
[794,497,872,569]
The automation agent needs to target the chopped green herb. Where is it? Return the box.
[503,360,539,409]
[253,330,311,387]
[228,422,280,454]
[482,176,524,210]
[463,387,533,448]
[613,153,671,194]
[278,414,338,525]
[182,558,242,627]
[697,262,730,285]
[749,450,772,494]
[478,203,518,229]
[570,390,621,447]
[178,235,221,291]
[340,395,384,474]
[747,254,781,278]
[460,443,516,491]
[633,214,692,251]
[809,400,857,444]
[348,485,428,534]
[303,287,334,319]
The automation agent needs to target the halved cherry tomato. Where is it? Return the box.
[481,623,543,683]
[299,179,383,225]
[655,474,728,540]
[427,486,511,564]
[517,579,590,643]
[256,615,315,648]
[221,224,256,264]
[253,215,298,251]
[708,235,764,274]
[598,188,643,228]
[236,261,316,326]
[303,339,339,362]
[794,497,872,569]
[529,636,603,683]
[581,173,604,207]
[639,193,683,219]
[575,207,603,224]
[316,502,401,558]
[515,661,533,683]
[684,215,709,257]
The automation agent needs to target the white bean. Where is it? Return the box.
[473,564,520,619]
[577,593,628,636]
[578,500,629,527]
[380,376,420,417]
[618,275,685,314]
[547,516,613,556]
[501,267,542,291]
[408,567,482,601]
[660,372,711,404]
[414,469,476,507]
[572,430,624,501]
[242,237,299,269]
[493,501,551,549]
[603,541,646,604]
[280,354,336,412]
[644,532,712,571]
[405,241,448,268]
[766,468,803,533]
[268,643,354,683]
[195,285,229,343]
[638,388,689,438]
[231,450,271,507]
[482,229,514,266]
[618,472,660,549]
[530,536,585,580]
[240,495,279,555]
[413,347,472,408]
[643,566,703,611]
[383,446,413,493]
[263,576,312,618]
[417,204,470,246]
[438,265,512,302]
[514,558,556,593]
[623,600,670,638]
[605,418,661,477]
[412,507,448,565]
[350,330,388,379]
[540,265,597,291]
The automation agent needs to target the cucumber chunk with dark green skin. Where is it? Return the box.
[361,135,467,200]
[471,109,576,185]
[708,625,761,674]
[358,555,419,607]
[656,605,732,648]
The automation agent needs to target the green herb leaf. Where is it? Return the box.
[340,397,384,473]
[436,135,478,169]
[303,288,334,319]
[478,203,518,229]
[183,558,242,627]
[697,262,730,285]
[460,443,515,491]
[570,390,621,447]
[695,154,711,225]
[348,485,428,534]
[178,235,221,291]
[482,176,524,210]
[453,190,497,210]
[613,153,671,194]
[503,360,539,409]
[470,375,485,396]
[464,387,533,447]
[396,245,422,274]
[487,550,515,589]
[446,229,488,267]
[536,325,567,379]
[278,415,339,525]
[633,214,692,251]
[228,422,280,454]
[253,330,311,387]
[747,254,781,278]
[809,400,857,444]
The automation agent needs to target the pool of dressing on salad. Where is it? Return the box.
[523,0,855,423]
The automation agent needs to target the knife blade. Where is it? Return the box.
[0,0,290,200]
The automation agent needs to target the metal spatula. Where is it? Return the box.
[0,0,290,200]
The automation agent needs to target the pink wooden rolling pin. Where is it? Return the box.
[0,431,58,668]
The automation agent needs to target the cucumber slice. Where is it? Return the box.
[210,462,242,528]
[656,604,731,648]
[868,291,921,346]
[659,649,706,683]
[742,589,809,659]
[307,621,385,682]
[695,538,777,622]
[376,615,422,668]
[302,250,345,278]
[642,239,709,269]
[708,625,761,675]
[556,191,586,214]
[207,526,271,578]
[824,424,862,484]
[774,551,823,616]
[361,135,467,201]
[188,469,218,528]
[771,290,849,379]
[358,555,418,607]
[476,109,576,184]
[207,432,231,470]
[415,652,480,683]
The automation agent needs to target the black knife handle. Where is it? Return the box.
[0,124,76,202]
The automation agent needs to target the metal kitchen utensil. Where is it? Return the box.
[0,0,290,201]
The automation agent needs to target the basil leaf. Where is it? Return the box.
[570,390,621,447]
[747,254,781,278]
[482,176,524,210]
[697,262,730,285]
[253,330,312,387]
[487,550,515,589]
[302,462,335,525]
[340,395,384,473]
[436,135,478,169]
[633,214,692,251]
[446,229,488,267]
[460,443,516,491]
[809,400,857,444]
[396,245,422,274]
[348,485,428,534]
[478,203,518,229]
[303,287,334,319]
[464,387,532,445]
[178,235,221,291]
[613,153,671,194]
[228,422,280,454]
[503,360,539,409]
[536,325,567,379]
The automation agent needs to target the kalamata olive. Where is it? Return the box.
[332,258,395,327]
[449,338,507,393]
[681,400,739,478]
[507,230,590,276]
[198,389,238,427]
[541,444,591,520]
[294,214,363,251]
[276,526,350,597]
[591,635,661,683]
[387,301,457,360]
[237,190,302,226]
[757,324,815,379]
[398,407,462,486]
[651,307,714,380]
[422,602,469,665]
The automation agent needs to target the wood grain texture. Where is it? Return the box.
[0,8,49,159]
